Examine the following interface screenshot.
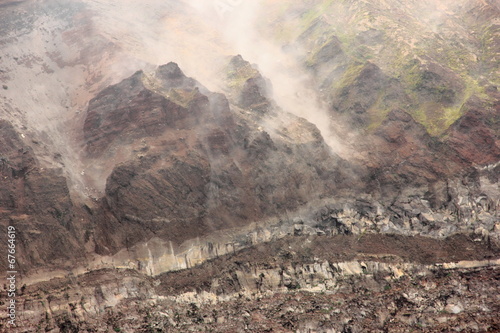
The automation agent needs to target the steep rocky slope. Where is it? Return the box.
[84,59,354,261]
[0,0,498,332]
[263,0,500,181]
[0,119,88,273]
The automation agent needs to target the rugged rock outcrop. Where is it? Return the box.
[444,93,500,165]
[0,119,87,273]
[6,234,499,332]
[83,60,354,258]
[273,0,500,182]
[0,0,498,332]
[329,62,409,129]
[223,54,273,113]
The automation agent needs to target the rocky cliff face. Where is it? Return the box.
[267,0,500,183]
[6,234,499,332]
[0,119,88,273]
[0,0,498,332]
[82,59,353,261]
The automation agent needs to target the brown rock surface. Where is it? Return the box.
[6,234,499,332]
[0,1,498,331]
[83,61,353,256]
[367,109,468,190]
[444,94,500,165]
[0,119,87,273]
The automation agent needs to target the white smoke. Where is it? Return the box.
[181,0,346,153]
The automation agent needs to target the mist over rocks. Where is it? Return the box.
[0,119,87,274]
[0,0,499,331]
[84,58,356,257]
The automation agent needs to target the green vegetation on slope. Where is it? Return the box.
[266,0,497,135]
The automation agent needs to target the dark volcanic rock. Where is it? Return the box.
[0,119,86,272]
[10,234,499,332]
[408,60,465,106]
[0,0,499,331]
[225,55,272,113]
[330,62,409,128]
[444,95,500,165]
[368,109,467,189]
[83,66,209,157]
[85,60,353,254]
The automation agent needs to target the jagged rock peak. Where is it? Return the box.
[226,54,262,77]
[156,62,185,80]
[154,62,201,91]
[224,55,272,112]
